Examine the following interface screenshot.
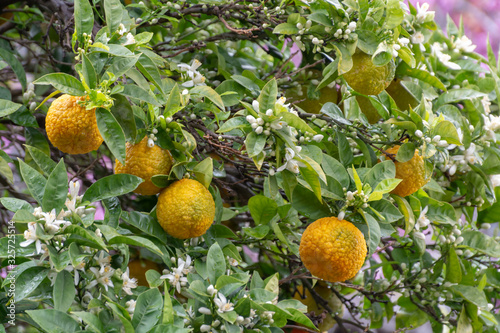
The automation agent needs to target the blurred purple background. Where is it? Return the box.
[410,0,500,56]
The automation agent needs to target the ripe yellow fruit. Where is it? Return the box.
[157,179,215,239]
[114,137,173,195]
[385,145,429,197]
[46,94,103,154]
[343,50,395,96]
[299,217,366,282]
[293,282,343,331]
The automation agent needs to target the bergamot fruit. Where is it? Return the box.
[157,179,215,239]
[385,145,429,197]
[293,282,343,331]
[343,50,395,96]
[46,94,103,154]
[385,79,419,111]
[356,95,382,124]
[114,137,173,195]
[299,217,366,282]
[128,259,162,287]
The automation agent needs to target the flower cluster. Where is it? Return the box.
[246,99,289,136]
[160,255,193,293]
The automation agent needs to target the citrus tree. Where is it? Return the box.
[1,0,500,332]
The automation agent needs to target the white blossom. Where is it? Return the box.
[123,33,136,46]
[490,174,500,188]
[160,262,188,293]
[415,2,435,23]
[431,43,461,70]
[126,300,136,314]
[214,293,234,313]
[416,206,430,230]
[198,307,212,315]
[117,23,127,36]
[87,265,115,292]
[95,251,111,269]
[20,222,43,254]
[411,31,425,44]
[312,134,324,142]
[178,59,206,87]
[121,268,138,295]
[246,115,257,124]
[276,147,304,174]
[43,209,71,234]
[453,35,476,53]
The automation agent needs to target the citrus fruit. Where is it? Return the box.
[343,50,395,96]
[46,94,103,154]
[356,95,382,124]
[128,259,162,287]
[289,84,339,114]
[114,136,173,195]
[157,179,215,239]
[385,79,419,111]
[293,282,343,331]
[385,145,429,197]
[299,217,366,282]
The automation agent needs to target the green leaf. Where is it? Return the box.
[191,85,225,110]
[15,266,49,302]
[137,54,164,94]
[396,142,415,163]
[74,0,94,45]
[446,247,462,283]
[0,156,13,183]
[232,75,260,95]
[0,197,33,212]
[81,52,97,90]
[392,195,415,235]
[110,94,136,142]
[279,112,316,134]
[110,55,140,77]
[364,161,396,189]
[107,302,135,333]
[0,48,26,90]
[207,243,226,284]
[64,225,107,250]
[395,297,428,330]
[72,312,105,333]
[433,120,461,145]
[96,108,127,165]
[435,89,486,108]
[121,211,171,244]
[291,185,331,220]
[25,145,57,176]
[34,73,86,96]
[245,131,266,158]
[19,159,47,204]
[42,159,68,213]
[104,0,123,35]
[360,211,381,256]
[384,0,405,28]
[132,288,163,333]
[248,195,278,225]
[321,154,350,188]
[193,157,213,188]
[102,230,163,256]
[337,132,353,167]
[369,178,402,201]
[122,84,161,106]
[450,285,488,308]
[460,230,500,257]
[53,270,76,312]
[457,306,473,333]
[26,309,80,333]
[217,117,249,133]
[396,62,446,91]
[0,99,23,117]
[258,79,278,113]
[162,281,174,324]
[273,23,299,34]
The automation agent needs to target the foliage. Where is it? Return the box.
[1,0,500,332]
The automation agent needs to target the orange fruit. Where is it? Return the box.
[299,217,366,282]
